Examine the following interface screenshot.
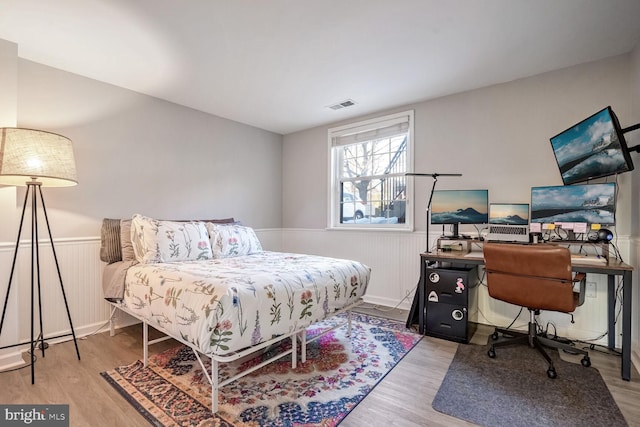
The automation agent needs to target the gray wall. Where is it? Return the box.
[283,54,634,237]
[0,40,18,242]
[0,39,17,127]
[13,59,283,238]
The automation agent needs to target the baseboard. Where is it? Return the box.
[632,346,640,378]
[363,295,413,311]
[0,351,26,371]
[0,314,141,371]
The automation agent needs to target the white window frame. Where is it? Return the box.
[327,110,414,230]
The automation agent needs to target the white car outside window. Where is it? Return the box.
[342,192,371,220]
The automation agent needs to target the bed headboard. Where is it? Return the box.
[100,217,235,264]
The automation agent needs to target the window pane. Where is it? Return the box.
[339,176,407,224]
[330,111,412,228]
[337,133,407,224]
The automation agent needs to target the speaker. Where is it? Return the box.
[590,228,613,242]
[598,229,613,242]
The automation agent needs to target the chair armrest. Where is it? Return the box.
[573,272,587,306]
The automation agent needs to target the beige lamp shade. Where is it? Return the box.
[0,128,77,187]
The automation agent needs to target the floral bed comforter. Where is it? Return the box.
[122,251,370,356]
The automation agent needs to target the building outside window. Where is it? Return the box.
[328,110,414,229]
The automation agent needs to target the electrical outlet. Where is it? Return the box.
[586,282,597,298]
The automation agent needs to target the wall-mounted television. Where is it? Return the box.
[530,183,616,225]
[431,189,488,236]
[489,203,529,225]
[550,106,634,185]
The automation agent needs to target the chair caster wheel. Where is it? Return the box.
[491,332,499,341]
[581,356,591,367]
[487,347,496,358]
[547,367,557,379]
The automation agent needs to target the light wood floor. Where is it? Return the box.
[0,307,639,427]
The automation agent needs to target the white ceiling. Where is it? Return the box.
[1,0,640,135]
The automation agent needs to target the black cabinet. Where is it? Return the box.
[425,265,478,343]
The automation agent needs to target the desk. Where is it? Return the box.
[418,250,634,381]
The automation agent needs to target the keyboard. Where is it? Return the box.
[463,252,484,259]
[487,225,529,243]
[571,254,607,264]
[489,225,527,235]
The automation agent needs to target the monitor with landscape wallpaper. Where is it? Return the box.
[530,183,616,225]
[550,106,634,185]
[431,189,488,236]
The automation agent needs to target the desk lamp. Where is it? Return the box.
[0,127,81,384]
[404,172,462,330]
[406,172,462,253]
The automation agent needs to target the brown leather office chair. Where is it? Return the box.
[483,242,591,378]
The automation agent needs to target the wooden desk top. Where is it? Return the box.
[421,249,633,273]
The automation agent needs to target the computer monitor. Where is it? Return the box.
[530,183,616,226]
[549,106,634,185]
[489,203,529,225]
[431,189,489,236]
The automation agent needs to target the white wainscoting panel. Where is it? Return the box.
[281,229,425,310]
[0,230,636,371]
[0,243,23,368]
[0,237,111,368]
[15,237,111,342]
[255,228,283,252]
[282,229,633,348]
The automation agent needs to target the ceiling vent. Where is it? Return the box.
[327,99,356,111]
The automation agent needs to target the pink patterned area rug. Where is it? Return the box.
[101,313,422,426]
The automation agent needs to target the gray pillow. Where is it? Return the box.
[120,219,135,262]
[100,218,122,264]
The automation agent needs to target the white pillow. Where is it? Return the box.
[206,223,263,258]
[131,214,213,264]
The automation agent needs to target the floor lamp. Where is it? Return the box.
[0,127,81,384]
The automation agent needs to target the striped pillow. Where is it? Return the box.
[99,218,122,264]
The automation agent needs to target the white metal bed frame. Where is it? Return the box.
[108,299,361,413]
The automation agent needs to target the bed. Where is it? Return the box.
[100,215,371,413]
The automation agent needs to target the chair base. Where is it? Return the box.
[487,316,591,378]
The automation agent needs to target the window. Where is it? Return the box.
[328,110,413,229]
